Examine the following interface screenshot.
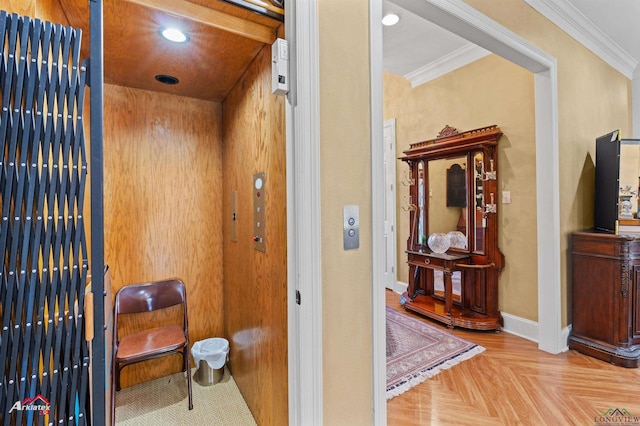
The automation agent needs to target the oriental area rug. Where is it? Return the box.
[386,306,485,399]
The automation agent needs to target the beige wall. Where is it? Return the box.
[318,0,631,420]
[386,0,632,327]
[386,0,633,326]
[385,54,539,321]
[462,0,632,327]
[319,0,373,424]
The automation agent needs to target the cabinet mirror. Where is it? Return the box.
[617,140,640,225]
[409,150,494,256]
[473,151,486,254]
[416,161,426,247]
[427,156,468,251]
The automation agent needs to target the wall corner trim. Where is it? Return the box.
[524,0,637,78]
[406,43,491,88]
[287,1,323,425]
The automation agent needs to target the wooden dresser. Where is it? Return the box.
[569,230,640,367]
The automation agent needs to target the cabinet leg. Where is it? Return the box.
[444,271,453,314]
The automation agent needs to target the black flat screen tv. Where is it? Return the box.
[594,130,620,232]
[594,130,640,233]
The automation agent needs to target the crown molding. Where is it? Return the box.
[524,0,638,79]
[405,43,491,88]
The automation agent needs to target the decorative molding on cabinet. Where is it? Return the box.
[392,286,570,350]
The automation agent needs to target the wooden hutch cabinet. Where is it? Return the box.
[569,231,640,367]
[568,130,640,367]
[399,125,505,331]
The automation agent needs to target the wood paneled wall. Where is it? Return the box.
[6,0,36,16]
[6,0,68,26]
[222,45,288,425]
[104,85,224,387]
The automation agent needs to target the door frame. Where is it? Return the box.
[286,1,323,425]
[371,0,561,422]
[289,0,562,424]
[89,0,107,423]
[383,118,398,291]
[387,0,562,352]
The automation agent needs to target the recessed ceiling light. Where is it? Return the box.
[161,28,188,43]
[155,74,180,85]
[382,13,400,26]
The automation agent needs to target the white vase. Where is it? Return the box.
[447,231,467,249]
[427,233,450,254]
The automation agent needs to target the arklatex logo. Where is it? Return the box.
[9,394,50,415]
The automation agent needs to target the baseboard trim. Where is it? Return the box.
[560,324,571,352]
[501,312,538,342]
[502,314,569,352]
[393,281,408,294]
[390,284,569,352]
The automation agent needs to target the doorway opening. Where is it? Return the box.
[368,0,561,423]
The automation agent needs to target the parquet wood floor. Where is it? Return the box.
[386,290,640,425]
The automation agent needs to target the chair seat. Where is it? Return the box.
[117,325,186,362]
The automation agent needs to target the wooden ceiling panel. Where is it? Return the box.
[104,1,268,101]
[187,0,281,28]
[60,0,281,102]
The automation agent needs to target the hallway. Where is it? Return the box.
[386,290,640,425]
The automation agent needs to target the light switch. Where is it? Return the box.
[343,205,359,250]
[502,191,511,204]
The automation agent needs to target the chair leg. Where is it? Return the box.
[182,348,188,372]
[115,363,122,391]
[186,348,193,410]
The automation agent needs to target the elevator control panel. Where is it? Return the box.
[343,205,359,250]
[253,172,266,252]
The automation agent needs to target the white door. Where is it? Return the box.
[383,119,397,290]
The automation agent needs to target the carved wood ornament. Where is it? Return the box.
[437,125,459,139]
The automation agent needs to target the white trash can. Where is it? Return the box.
[192,338,229,386]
